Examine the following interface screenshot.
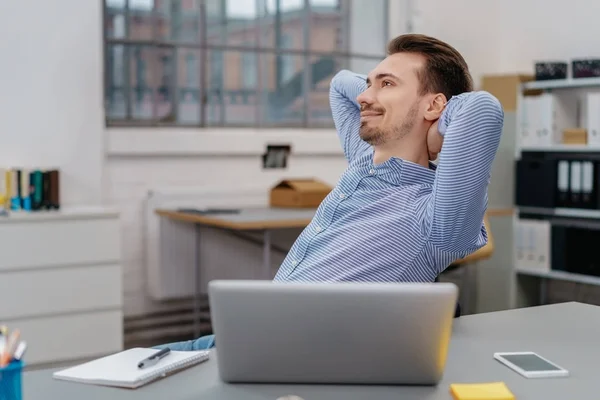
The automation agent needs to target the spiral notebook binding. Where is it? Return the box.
[137,352,209,386]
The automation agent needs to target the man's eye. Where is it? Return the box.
[382,81,392,87]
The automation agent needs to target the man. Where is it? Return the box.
[158,34,504,351]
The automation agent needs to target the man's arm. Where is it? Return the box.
[329,70,371,162]
[424,91,504,253]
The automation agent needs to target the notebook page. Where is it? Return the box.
[53,348,209,386]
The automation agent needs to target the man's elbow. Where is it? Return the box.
[475,91,504,123]
[332,69,353,82]
[434,220,488,254]
[329,69,353,94]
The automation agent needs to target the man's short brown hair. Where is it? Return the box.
[387,34,473,100]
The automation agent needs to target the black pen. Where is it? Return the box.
[137,348,171,369]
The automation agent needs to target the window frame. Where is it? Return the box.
[102,0,389,128]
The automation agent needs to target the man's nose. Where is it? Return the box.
[356,88,374,106]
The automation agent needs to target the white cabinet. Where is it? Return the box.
[513,218,551,273]
[0,207,123,365]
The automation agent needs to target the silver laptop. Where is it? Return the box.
[208,280,458,385]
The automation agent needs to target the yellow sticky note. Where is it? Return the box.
[449,381,515,400]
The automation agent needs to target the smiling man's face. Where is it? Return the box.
[356,52,426,146]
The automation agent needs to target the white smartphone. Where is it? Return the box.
[493,352,569,378]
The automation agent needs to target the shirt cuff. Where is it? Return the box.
[438,92,468,136]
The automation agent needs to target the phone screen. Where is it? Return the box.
[501,353,561,371]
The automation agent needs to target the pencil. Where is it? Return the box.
[0,329,20,367]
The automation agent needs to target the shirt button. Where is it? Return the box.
[291,260,298,266]
[315,226,322,233]
[369,169,375,175]
[339,193,346,199]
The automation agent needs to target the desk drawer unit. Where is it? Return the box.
[0,208,123,366]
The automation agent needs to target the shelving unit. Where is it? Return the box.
[512,77,600,307]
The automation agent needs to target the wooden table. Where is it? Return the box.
[156,207,317,336]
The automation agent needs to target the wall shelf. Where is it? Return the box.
[516,267,600,286]
[523,77,600,91]
[518,206,600,220]
[520,144,600,152]
[0,206,119,222]
[514,74,600,308]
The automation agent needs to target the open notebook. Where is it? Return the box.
[53,348,210,389]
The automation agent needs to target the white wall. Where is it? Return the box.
[412,0,600,87]
[0,0,105,206]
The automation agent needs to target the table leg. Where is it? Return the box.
[263,230,272,279]
[193,224,201,338]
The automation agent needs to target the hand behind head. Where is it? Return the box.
[427,119,443,161]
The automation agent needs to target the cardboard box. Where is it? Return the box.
[480,74,540,111]
[562,128,587,145]
[270,178,332,208]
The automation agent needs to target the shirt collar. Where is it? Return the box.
[353,149,436,186]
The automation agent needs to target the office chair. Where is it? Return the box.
[434,275,462,318]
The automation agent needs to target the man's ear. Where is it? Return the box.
[423,93,447,122]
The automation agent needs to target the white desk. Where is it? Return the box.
[25,302,599,399]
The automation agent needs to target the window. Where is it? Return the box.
[103,0,389,127]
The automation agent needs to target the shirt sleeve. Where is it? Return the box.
[329,69,371,162]
[424,91,504,253]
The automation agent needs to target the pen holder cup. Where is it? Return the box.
[0,360,23,400]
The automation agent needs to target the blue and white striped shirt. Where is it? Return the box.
[273,70,504,283]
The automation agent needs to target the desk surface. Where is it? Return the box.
[156,207,317,230]
[24,302,600,399]
[156,207,511,231]
[156,207,494,263]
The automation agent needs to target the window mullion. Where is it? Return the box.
[199,0,207,127]
[124,0,132,120]
[151,1,159,123]
[255,0,263,127]
[218,0,226,125]
[302,0,310,127]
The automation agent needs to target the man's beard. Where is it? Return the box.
[359,102,419,146]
